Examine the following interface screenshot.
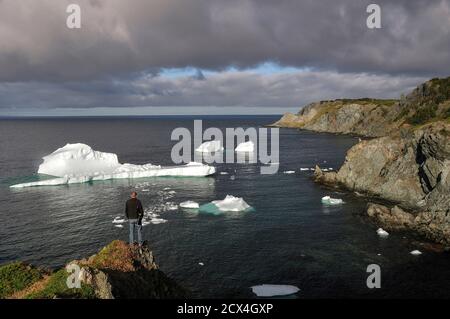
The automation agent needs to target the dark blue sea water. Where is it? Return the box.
[0,116,449,298]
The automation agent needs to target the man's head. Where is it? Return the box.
[131,191,138,199]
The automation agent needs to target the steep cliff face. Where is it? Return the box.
[315,121,450,245]
[272,99,400,137]
[274,76,450,245]
[272,77,450,138]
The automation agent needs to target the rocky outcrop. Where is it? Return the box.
[272,77,450,137]
[271,99,401,137]
[277,76,450,245]
[1,240,187,299]
[315,121,450,245]
[73,240,187,299]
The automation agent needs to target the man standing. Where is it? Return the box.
[125,191,144,245]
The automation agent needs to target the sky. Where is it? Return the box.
[0,0,449,116]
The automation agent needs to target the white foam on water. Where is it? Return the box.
[283,170,296,174]
[251,284,300,297]
[410,250,422,256]
[114,224,124,228]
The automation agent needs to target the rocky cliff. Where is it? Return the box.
[272,77,450,137]
[0,240,187,299]
[314,121,450,245]
[274,77,450,245]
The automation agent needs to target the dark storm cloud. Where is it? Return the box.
[0,0,449,82]
[0,70,427,110]
[0,0,447,111]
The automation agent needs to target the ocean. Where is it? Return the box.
[0,115,449,298]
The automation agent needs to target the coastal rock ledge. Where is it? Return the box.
[0,240,187,299]
[314,121,450,245]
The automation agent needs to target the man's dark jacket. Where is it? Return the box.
[125,198,144,220]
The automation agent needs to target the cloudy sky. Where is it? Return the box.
[0,0,449,115]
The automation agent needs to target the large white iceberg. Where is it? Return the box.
[235,141,255,152]
[195,140,223,153]
[10,143,216,188]
[251,284,300,297]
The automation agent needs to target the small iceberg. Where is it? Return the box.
[235,141,255,152]
[150,218,168,224]
[179,201,200,209]
[283,170,296,174]
[10,143,215,188]
[251,284,300,297]
[112,217,126,224]
[410,250,422,256]
[376,228,389,237]
[195,140,224,153]
[321,196,344,205]
[199,195,253,215]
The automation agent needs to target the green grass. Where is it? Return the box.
[26,268,95,299]
[338,98,398,106]
[0,262,43,298]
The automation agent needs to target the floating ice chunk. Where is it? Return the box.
[195,140,223,153]
[251,284,300,297]
[112,217,126,224]
[321,196,344,205]
[283,170,296,174]
[180,201,200,209]
[235,141,255,152]
[410,250,422,256]
[212,195,251,212]
[151,218,168,224]
[10,144,215,188]
[376,228,389,237]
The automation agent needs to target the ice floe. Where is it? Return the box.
[321,196,344,205]
[235,141,255,152]
[251,284,300,297]
[179,201,200,209]
[112,217,126,224]
[195,140,223,153]
[376,228,389,237]
[199,195,254,215]
[410,250,422,256]
[10,143,215,188]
